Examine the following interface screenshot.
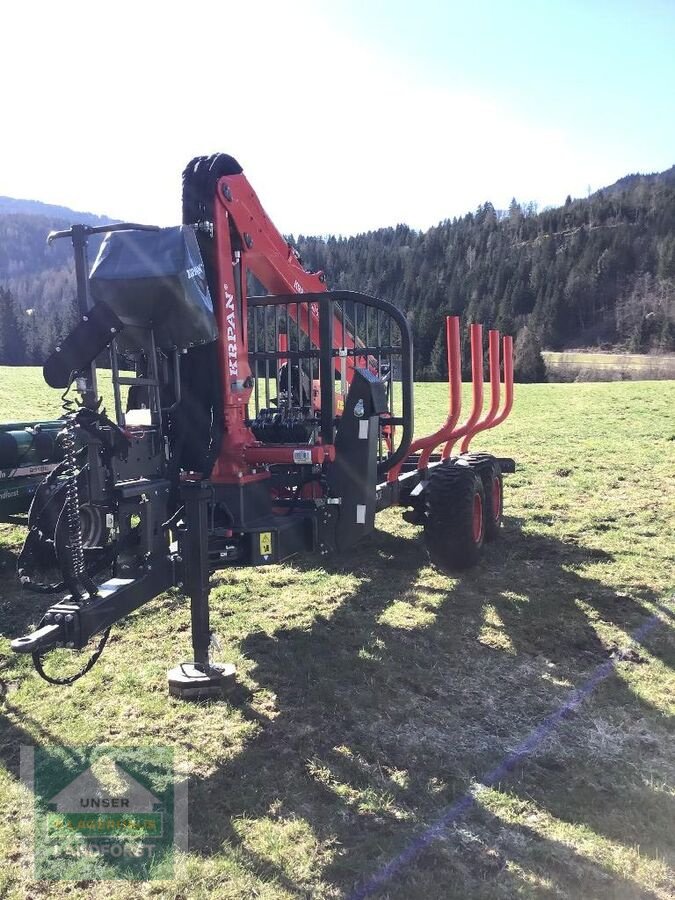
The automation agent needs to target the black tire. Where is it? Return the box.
[424,464,486,572]
[462,453,503,542]
[479,458,503,541]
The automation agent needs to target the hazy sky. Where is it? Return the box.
[1,0,673,235]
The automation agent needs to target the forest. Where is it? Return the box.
[0,166,673,379]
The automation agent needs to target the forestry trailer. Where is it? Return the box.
[8,154,514,697]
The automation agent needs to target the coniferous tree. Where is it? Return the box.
[1,166,674,372]
[514,326,547,382]
[0,287,26,365]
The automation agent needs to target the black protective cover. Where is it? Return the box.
[89,225,218,352]
[43,300,124,389]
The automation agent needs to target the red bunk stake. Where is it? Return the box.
[385,319,514,483]
[460,328,501,453]
[442,323,484,459]
[387,315,462,481]
[417,315,462,469]
[487,334,514,431]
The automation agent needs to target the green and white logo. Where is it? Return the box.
[21,745,186,880]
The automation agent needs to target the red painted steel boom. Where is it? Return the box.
[189,162,513,486]
[206,171,366,483]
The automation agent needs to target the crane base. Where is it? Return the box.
[167,662,236,701]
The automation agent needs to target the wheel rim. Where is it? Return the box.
[492,476,502,523]
[472,493,483,543]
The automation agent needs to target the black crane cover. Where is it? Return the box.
[89,225,218,352]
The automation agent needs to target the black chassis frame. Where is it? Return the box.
[11,452,515,667]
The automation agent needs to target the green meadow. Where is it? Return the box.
[0,368,673,898]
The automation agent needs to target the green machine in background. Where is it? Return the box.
[0,421,64,518]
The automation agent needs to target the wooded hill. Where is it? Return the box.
[0,198,113,366]
[0,167,673,378]
[295,167,675,378]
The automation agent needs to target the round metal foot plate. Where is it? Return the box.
[167,662,236,701]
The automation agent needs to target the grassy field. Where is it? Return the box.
[543,351,675,381]
[0,369,674,899]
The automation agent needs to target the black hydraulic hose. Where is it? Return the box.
[32,627,111,685]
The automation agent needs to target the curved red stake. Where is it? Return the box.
[441,323,484,459]
[485,334,514,431]
[460,329,501,453]
[387,316,462,481]
[417,316,463,469]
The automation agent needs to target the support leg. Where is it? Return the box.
[167,480,235,700]
[184,479,211,670]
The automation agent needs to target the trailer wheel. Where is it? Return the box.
[481,459,503,541]
[424,464,486,572]
[462,453,503,542]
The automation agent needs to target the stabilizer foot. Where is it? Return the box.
[167,662,236,701]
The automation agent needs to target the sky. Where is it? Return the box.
[0,0,673,236]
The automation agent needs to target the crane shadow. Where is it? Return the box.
[0,510,671,896]
[184,516,672,896]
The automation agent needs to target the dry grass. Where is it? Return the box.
[543,350,675,382]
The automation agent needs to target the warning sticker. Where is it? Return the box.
[293,449,313,464]
[259,532,273,559]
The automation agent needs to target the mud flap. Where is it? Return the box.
[327,368,388,552]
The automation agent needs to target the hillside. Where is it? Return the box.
[0,169,674,372]
[296,167,675,377]
[0,204,117,365]
[595,164,675,198]
[0,195,111,225]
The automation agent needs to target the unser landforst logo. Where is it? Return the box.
[48,757,164,841]
[27,747,178,880]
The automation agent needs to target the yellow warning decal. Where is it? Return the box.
[259,532,272,557]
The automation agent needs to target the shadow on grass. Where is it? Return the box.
[0,516,671,897]
[376,803,666,900]
[0,514,62,640]
[183,520,672,897]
